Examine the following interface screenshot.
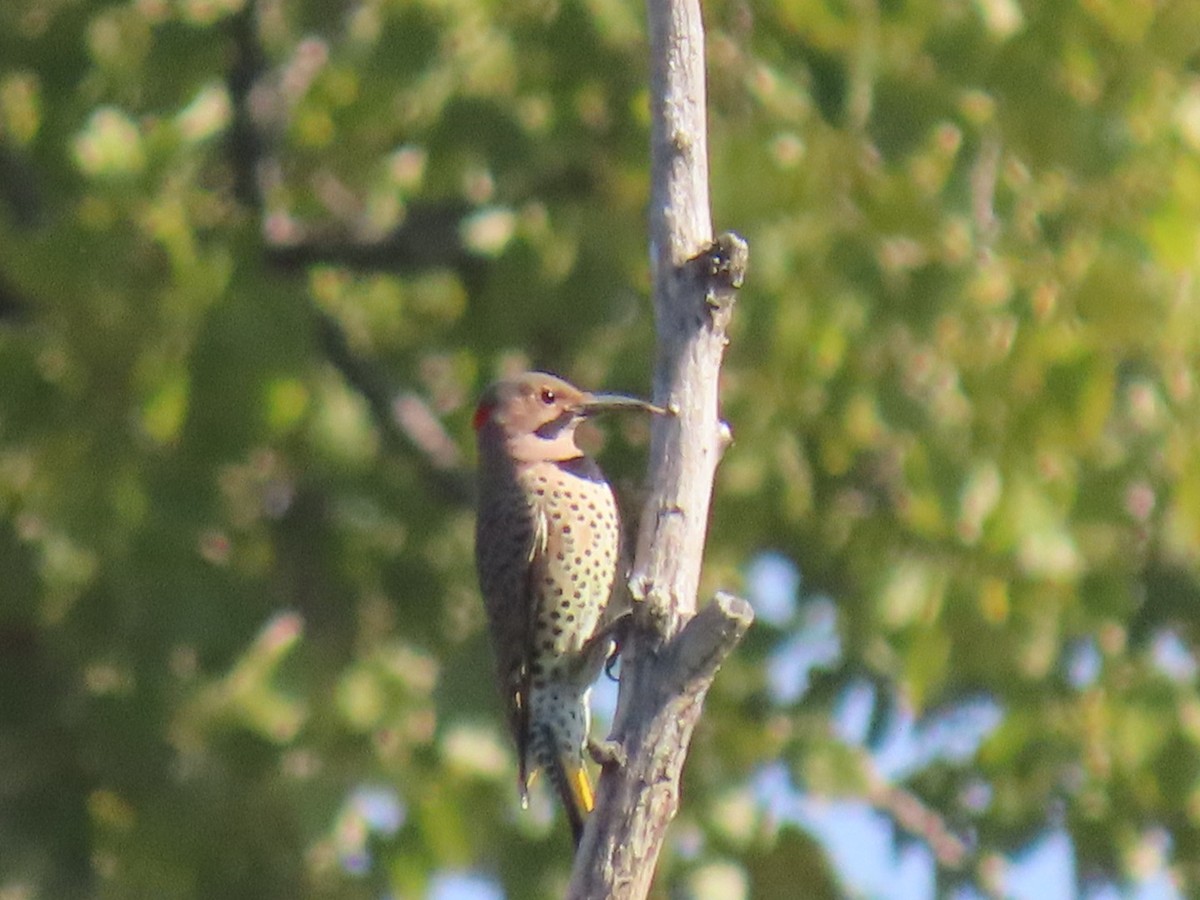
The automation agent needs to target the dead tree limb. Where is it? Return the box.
[565,0,752,894]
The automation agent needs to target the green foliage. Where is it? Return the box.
[2,0,1200,896]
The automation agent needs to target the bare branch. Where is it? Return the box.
[566,0,751,893]
[867,779,971,870]
[667,591,755,694]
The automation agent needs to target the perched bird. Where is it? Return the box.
[473,371,661,844]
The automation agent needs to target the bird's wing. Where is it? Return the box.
[475,482,544,795]
[514,506,548,790]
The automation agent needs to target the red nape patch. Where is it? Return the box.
[472,401,493,431]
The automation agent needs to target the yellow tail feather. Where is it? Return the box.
[572,763,595,814]
[552,756,593,846]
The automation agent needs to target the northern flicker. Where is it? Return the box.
[473,371,661,845]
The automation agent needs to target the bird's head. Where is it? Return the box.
[473,371,661,464]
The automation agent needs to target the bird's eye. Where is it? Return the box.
[540,388,556,404]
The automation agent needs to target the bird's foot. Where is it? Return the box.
[579,610,633,684]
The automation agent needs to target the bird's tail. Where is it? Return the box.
[547,747,594,847]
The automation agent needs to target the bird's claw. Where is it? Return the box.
[604,641,622,681]
[587,610,632,683]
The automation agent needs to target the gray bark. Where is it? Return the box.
[565,0,752,894]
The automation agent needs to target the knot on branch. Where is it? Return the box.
[717,419,734,454]
[698,231,748,315]
[704,232,749,290]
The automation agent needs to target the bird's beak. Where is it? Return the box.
[577,393,666,417]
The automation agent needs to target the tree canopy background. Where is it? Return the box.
[3,0,1200,897]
